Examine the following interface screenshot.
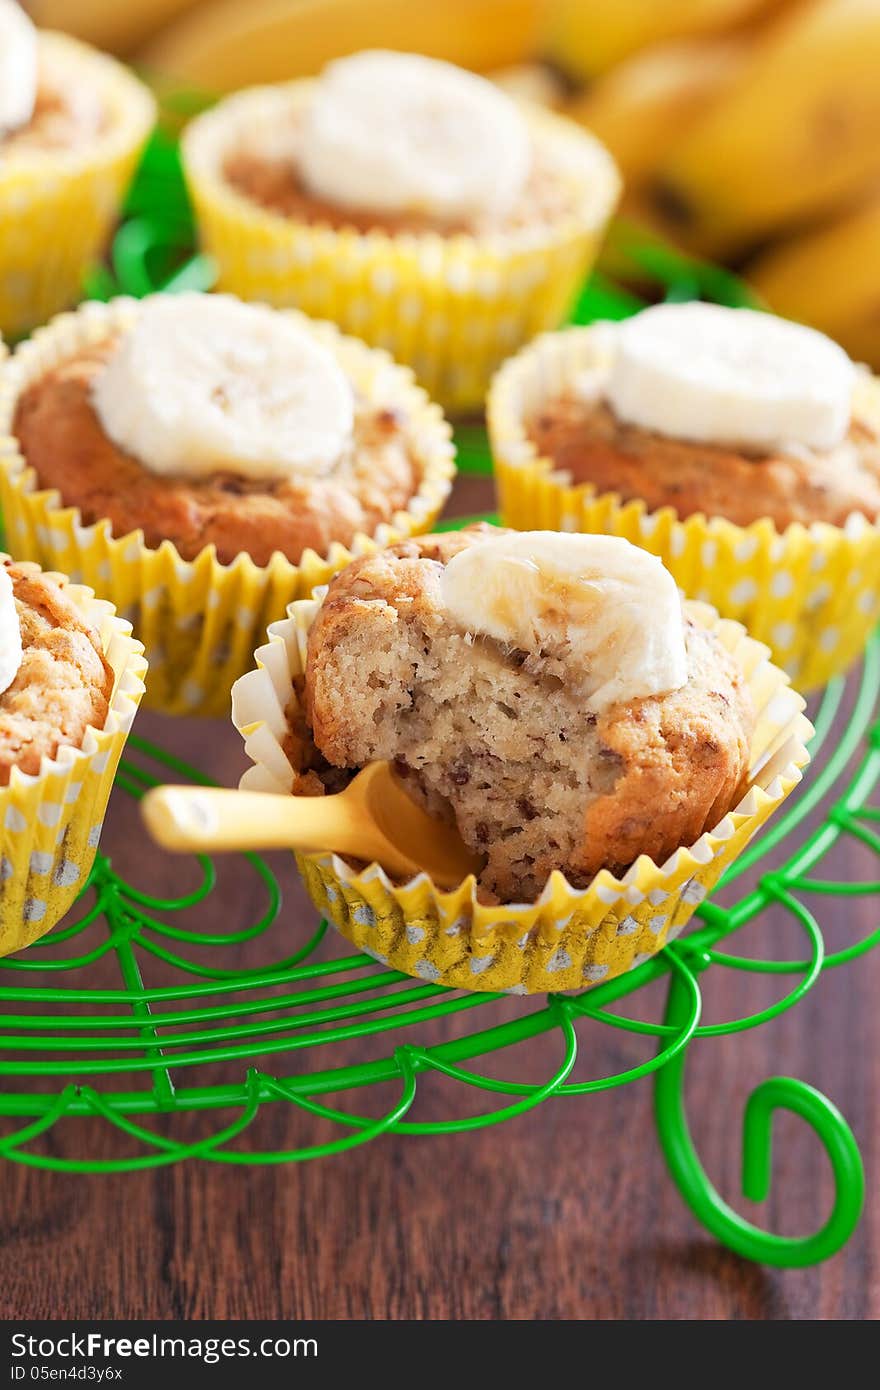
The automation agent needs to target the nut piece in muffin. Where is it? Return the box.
[524,303,880,531]
[0,558,114,785]
[303,527,755,901]
[11,292,451,568]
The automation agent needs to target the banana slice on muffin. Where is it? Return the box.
[524,303,874,531]
[304,526,755,901]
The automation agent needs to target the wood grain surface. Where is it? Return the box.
[1,476,878,1322]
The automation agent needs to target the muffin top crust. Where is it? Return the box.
[222,50,577,237]
[223,105,589,238]
[528,390,880,530]
[184,51,618,244]
[0,559,113,785]
[301,527,755,901]
[508,304,880,531]
[10,296,451,567]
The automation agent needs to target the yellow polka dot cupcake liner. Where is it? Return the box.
[0,33,155,340]
[180,83,620,415]
[0,558,146,958]
[231,589,811,995]
[489,325,880,692]
[0,297,456,718]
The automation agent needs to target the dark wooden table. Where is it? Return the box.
[1,476,878,1321]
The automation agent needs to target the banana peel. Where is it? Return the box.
[544,0,769,79]
[30,0,203,55]
[140,0,549,89]
[566,34,748,184]
[650,0,880,258]
[747,195,880,370]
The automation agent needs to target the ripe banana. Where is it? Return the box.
[651,0,880,258]
[566,35,748,185]
[30,0,203,55]
[543,0,769,79]
[93,295,355,480]
[747,197,880,371]
[140,0,547,90]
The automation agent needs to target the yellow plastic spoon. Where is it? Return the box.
[141,761,484,889]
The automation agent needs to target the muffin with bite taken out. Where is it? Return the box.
[232,526,810,994]
[303,527,755,900]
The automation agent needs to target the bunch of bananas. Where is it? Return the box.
[563,0,880,369]
[31,0,549,83]
[35,0,880,368]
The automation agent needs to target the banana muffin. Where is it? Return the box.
[302,526,755,901]
[221,53,590,239]
[0,7,155,340]
[10,293,449,567]
[181,50,619,413]
[520,303,880,531]
[0,16,105,159]
[0,557,114,784]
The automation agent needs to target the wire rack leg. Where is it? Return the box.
[653,966,865,1268]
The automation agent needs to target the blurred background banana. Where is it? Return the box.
[544,0,772,78]
[748,196,880,369]
[29,0,202,54]
[140,0,548,90]
[32,0,880,368]
[647,0,880,258]
[565,35,749,185]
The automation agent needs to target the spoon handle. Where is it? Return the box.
[141,785,363,857]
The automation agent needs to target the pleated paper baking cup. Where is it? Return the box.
[181,83,620,414]
[0,562,146,958]
[490,325,880,691]
[0,33,155,340]
[0,297,455,717]
[231,591,811,995]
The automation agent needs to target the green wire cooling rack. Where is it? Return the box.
[0,132,875,1271]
